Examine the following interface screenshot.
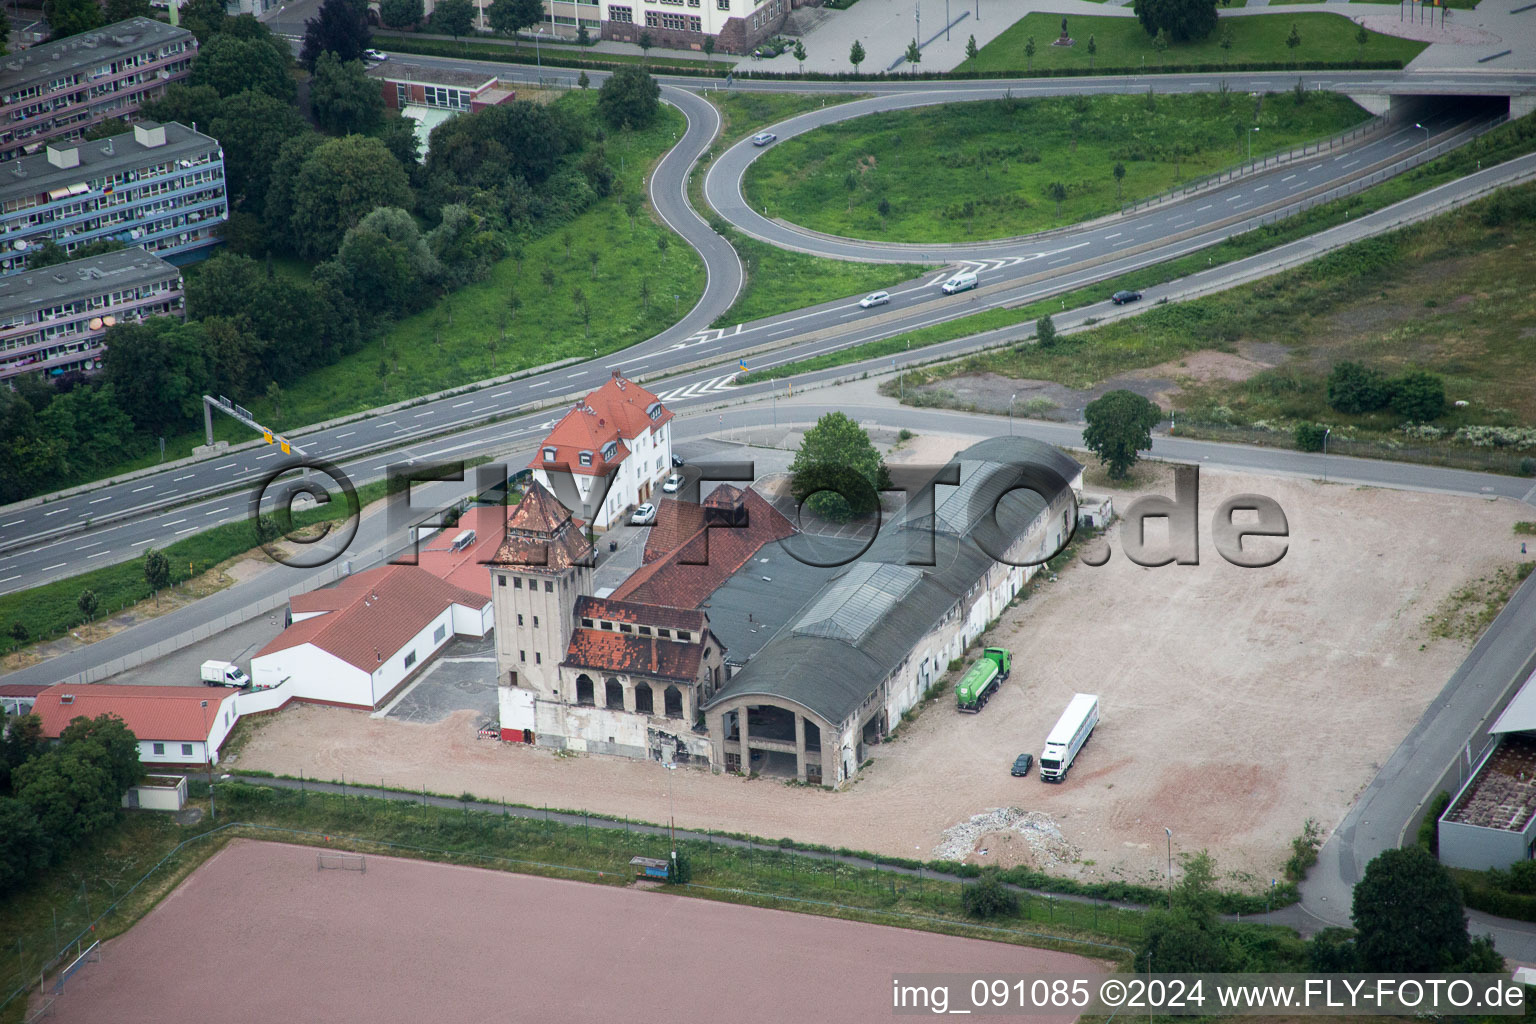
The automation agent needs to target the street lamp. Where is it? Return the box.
[1247,126,1260,163]
[1009,392,1016,435]
[200,699,215,821]
[666,761,678,867]
[1164,826,1173,908]
[535,27,543,76]
[1413,121,1430,143]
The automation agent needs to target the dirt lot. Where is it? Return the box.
[230,441,1531,891]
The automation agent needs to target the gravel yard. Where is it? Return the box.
[229,442,1530,892]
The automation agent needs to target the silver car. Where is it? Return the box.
[858,291,891,309]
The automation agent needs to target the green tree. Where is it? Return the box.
[1083,389,1162,479]
[177,0,231,41]
[140,84,224,136]
[300,0,372,69]
[577,70,591,89]
[793,39,807,73]
[310,51,386,135]
[577,24,591,45]
[1389,371,1445,423]
[105,0,150,18]
[1,711,45,791]
[1220,24,1234,52]
[1087,34,1097,67]
[8,622,27,646]
[597,66,661,128]
[58,714,143,796]
[432,0,476,40]
[965,34,978,61]
[1355,22,1369,55]
[143,547,171,604]
[1307,927,1360,972]
[380,0,424,27]
[624,190,644,228]
[849,39,866,72]
[28,237,125,269]
[0,798,48,895]
[82,117,132,142]
[905,39,921,66]
[667,847,693,883]
[210,90,309,211]
[1113,160,1126,200]
[1023,35,1035,70]
[638,30,653,57]
[1035,312,1059,349]
[1045,181,1067,218]
[789,411,889,521]
[1326,361,1390,414]
[702,36,715,62]
[1293,422,1328,452]
[488,0,542,35]
[1132,0,1219,43]
[290,135,414,260]
[1286,22,1301,52]
[190,34,294,101]
[42,0,104,40]
[101,319,211,433]
[1153,27,1170,64]
[1352,846,1471,972]
[77,589,98,622]
[335,207,443,316]
[961,870,1019,919]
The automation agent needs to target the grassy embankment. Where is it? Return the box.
[959,11,1425,73]
[743,91,1371,242]
[736,111,1536,395]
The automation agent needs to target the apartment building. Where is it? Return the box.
[0,18,197,163]
[599,0,788,54]
[0,247,183,381]
[0,121,227,276]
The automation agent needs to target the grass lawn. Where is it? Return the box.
[740,106,1536,394]
[959,12,1424,73]
[693,91,928,325]
[888,182,1536,474]
[742,92,1370,243]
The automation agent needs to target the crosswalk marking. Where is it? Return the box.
[654,373,739,404]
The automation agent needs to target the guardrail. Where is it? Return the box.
[1121,113,1391,216]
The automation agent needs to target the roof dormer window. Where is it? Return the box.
[543,447,557,462]
[601,441,617,461]
[646,402,662,420]
[579,451,593,466]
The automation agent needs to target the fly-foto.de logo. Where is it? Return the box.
[1080,464,1290,569]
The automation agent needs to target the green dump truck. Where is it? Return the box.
[955,647,1011,713]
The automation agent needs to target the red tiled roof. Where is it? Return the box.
[490,480,593,572]
[613,486,796,610]
[642,497,706,565]
[259,564,487,673]
[563,629,703,682]
[33,685,236,742]
[412,505,511,599]
[0,684,49,698]
[573,595,706,634]
[528,374,671,477]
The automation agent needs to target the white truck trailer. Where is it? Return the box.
[1038,693,1099,783]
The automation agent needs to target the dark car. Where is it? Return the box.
[671,454,685,468]
[1111,289,1143,305]
[1010,753,1034,777]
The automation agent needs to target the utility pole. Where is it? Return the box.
[201,700,216,821]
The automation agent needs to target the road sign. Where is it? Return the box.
[280,440,291,454]
[262,429,273,444]
[739,359,749,373]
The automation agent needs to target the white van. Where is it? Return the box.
[940,270,978,295]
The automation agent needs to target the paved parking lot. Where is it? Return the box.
[381,635,498,725]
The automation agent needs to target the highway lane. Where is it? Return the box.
[0,67,1530,581]
[3,138,1535,594]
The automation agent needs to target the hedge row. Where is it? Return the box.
[372,35,1404,80]
[1459,881,1536,923]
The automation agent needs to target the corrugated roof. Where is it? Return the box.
[34,684,234,742]
[259,564,487,674]
[705,437,1080,725]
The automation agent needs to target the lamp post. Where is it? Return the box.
[1248,126,1260,163]
[945,0,950,40]
[1009,392,1016,435]
[1164,826,1172,908]
[666,761,678,867]
[535,27,543,76]
[200,699,215,821]
[1413,121,1430,143]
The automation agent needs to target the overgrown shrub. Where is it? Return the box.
[1293,422,1328,452]
[960,870,1019,918]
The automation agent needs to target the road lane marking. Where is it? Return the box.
[132,485,153,493]
[1254,184,1270,192]
[452,400,473,408]
[0,575,18,584]
[163,519,186,526]
[44,508,69,516]
[78,540,101,549]
[337,431,355,438]
[527,381,549,388]
[1342,159,1360,169]
[1104,232,1121,239]
[1,520,21,527]
[174,474,194,481]
[175,527,198,535]
[256,452,276,459]
[87,550,111,559]
[205,507,229,516]
[1282,174,1297,182]
[131,538,156,547]
[90,495,111,504]
[215,462,236,470]
[43,563,66,571]
[413,411,433,418]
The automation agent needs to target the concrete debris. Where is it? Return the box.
[936,807,1081,868]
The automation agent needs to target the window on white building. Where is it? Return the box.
[717,0,729,9]
[404,650,417,669]
[434,624,447,643]
[181,743,193,756]
[153,742,164,755]
[610,3,633,20]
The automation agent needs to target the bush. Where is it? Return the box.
[960,870,1019,918]
[1389,370,1446,423]
[1284,818,1323,881]
[1417,790,1450,854]
[1326,361,1389,414]
[667,847,693,884]
[1293,422,1328,452]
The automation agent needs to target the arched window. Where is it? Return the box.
[605,677,625,710]
[575,674,595,706]
[634,684,654,715]
[663,685,683,719]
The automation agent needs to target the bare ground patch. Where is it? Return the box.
[231,454,1529,893]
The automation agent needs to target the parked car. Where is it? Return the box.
[940,271,979,295]
[671,454,685,468]
[630,503,657,525]
[364,49,388,63]
[1010,753,1034,778]
[751,131,777,147]
[1111,289,1143,305]
[662,473,684,494]
[858,291,891,309]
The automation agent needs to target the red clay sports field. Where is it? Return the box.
[41,839,1101,1023]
